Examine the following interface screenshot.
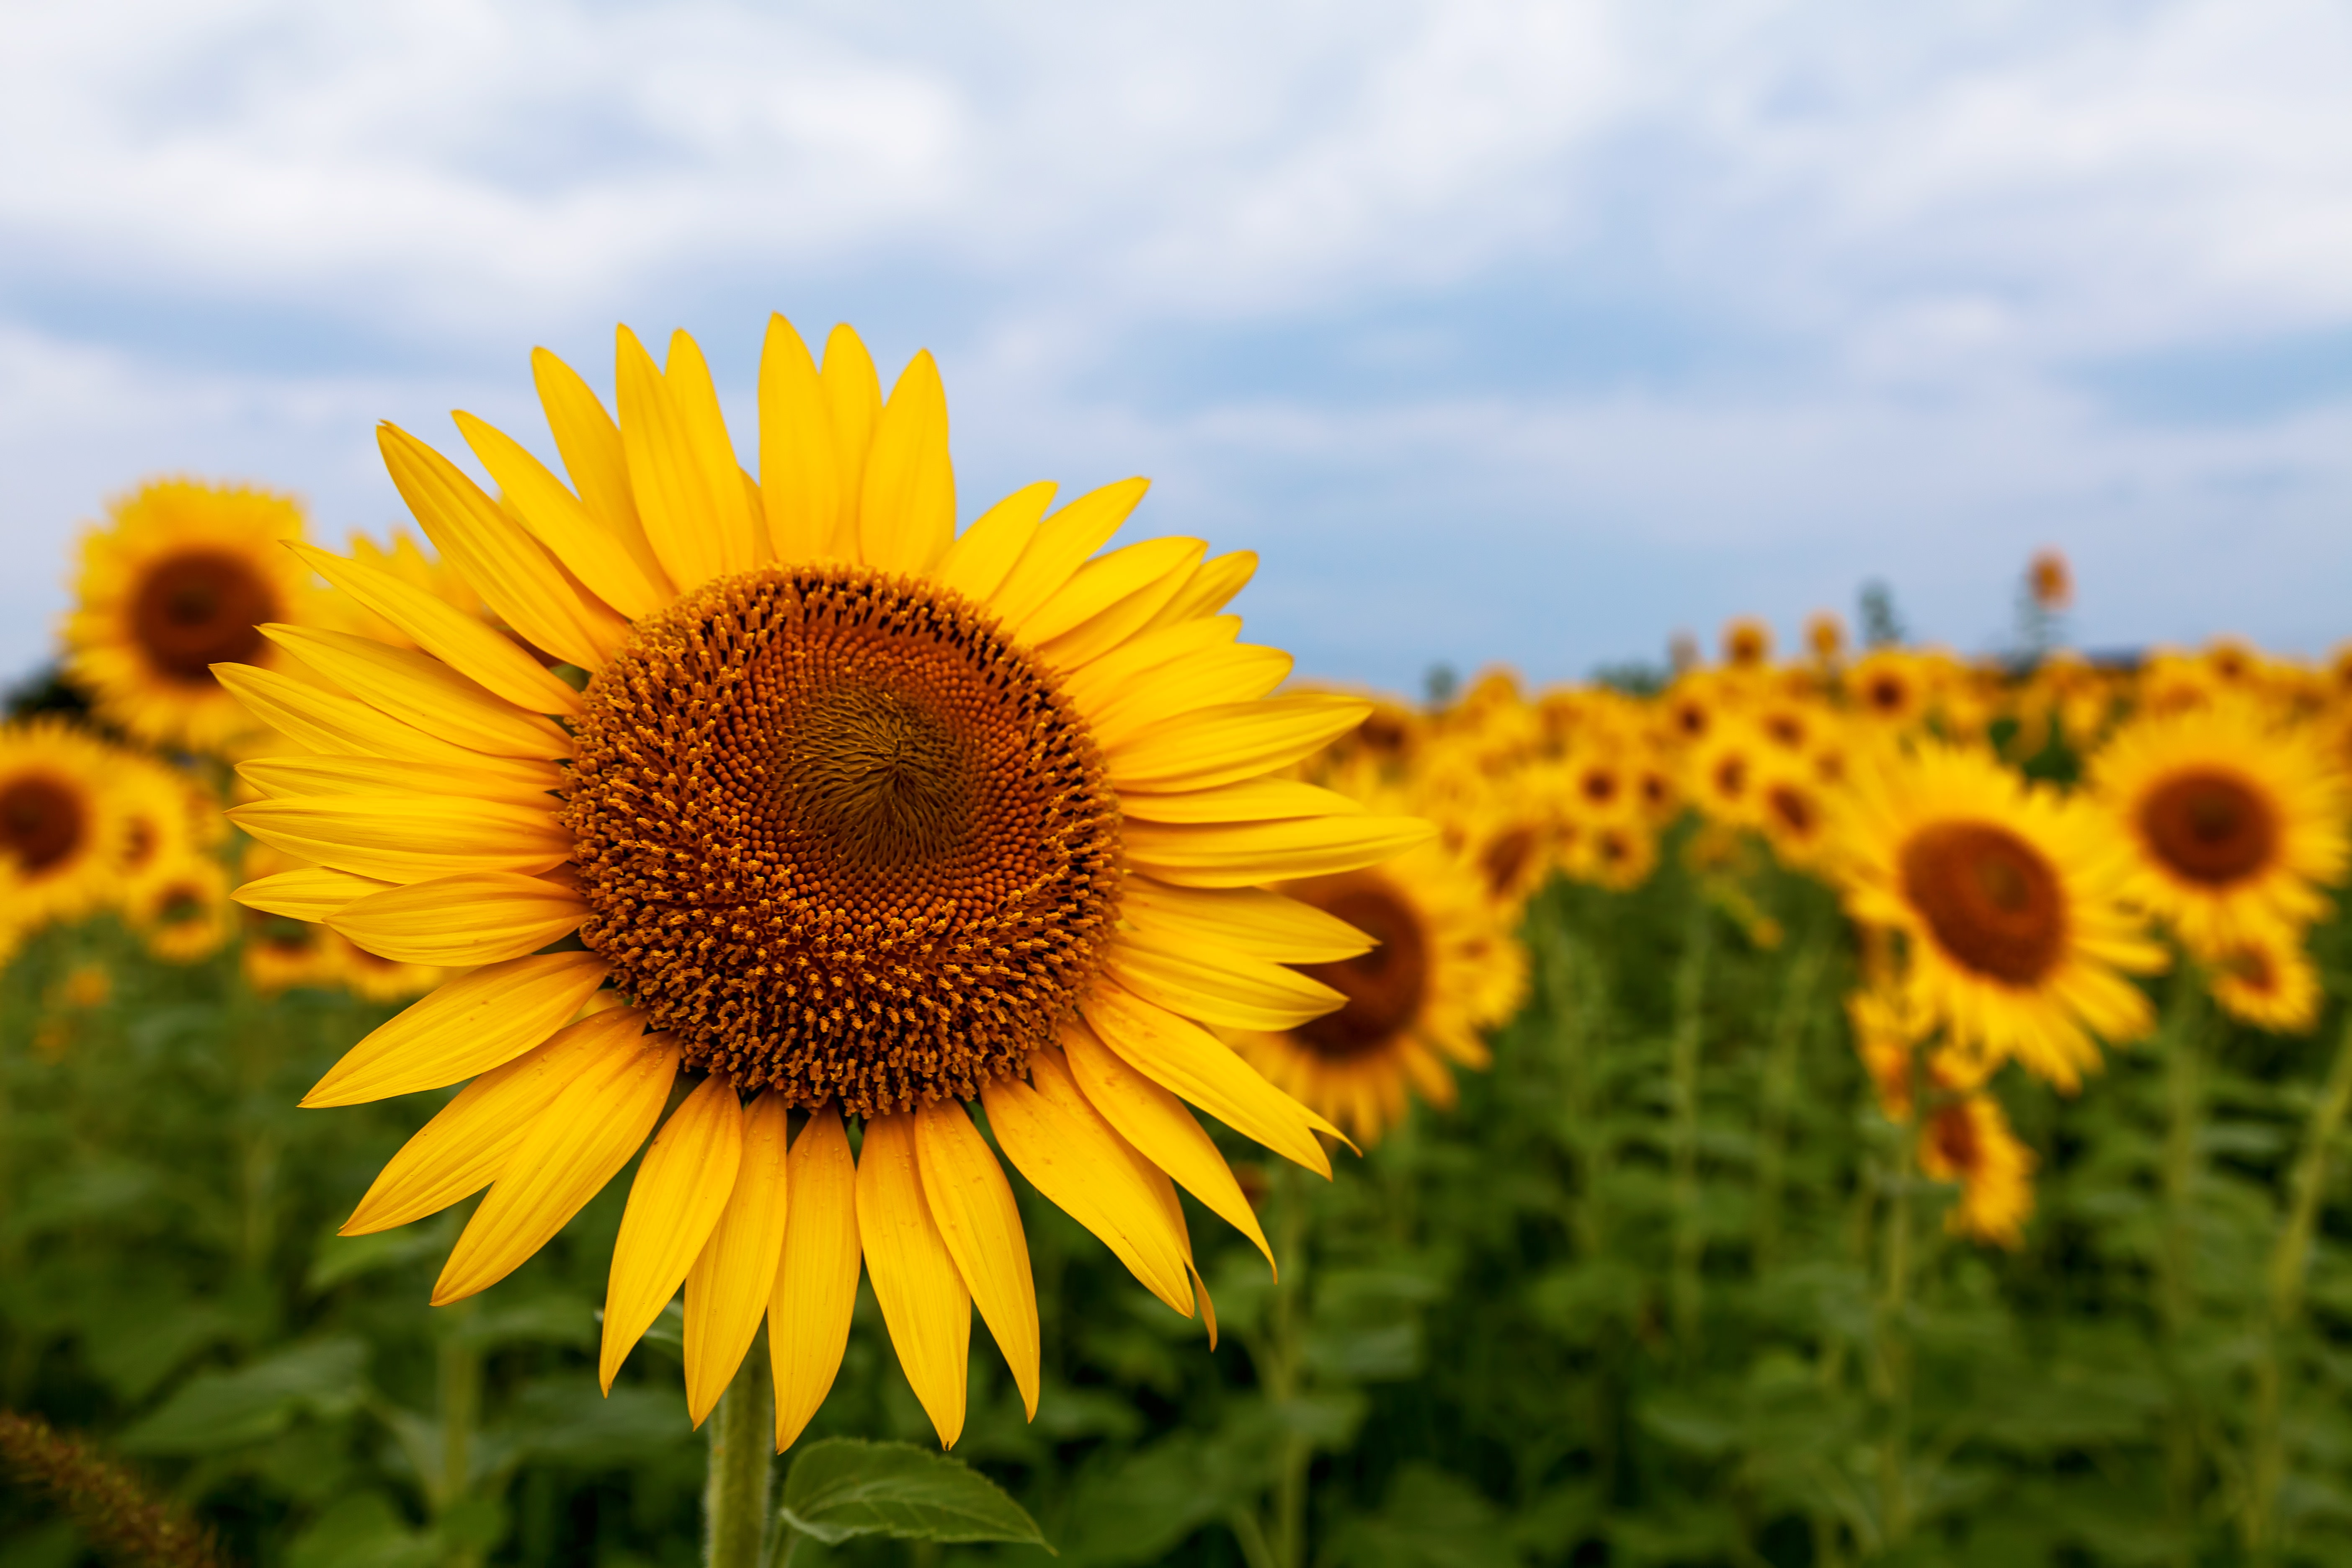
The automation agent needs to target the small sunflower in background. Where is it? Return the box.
[1753,752,1839,874]
[1919,1091,2035,1248]
[238,842,343,995]
[110,754,214,916]
[2026,549,2072,613]
[130,854,234,964]
[1805,610,1846,667]
[1688,715,1766,829]
[2093,700,2349,958]
[1838,742,2163,1091]
[223,315,1430,1449]
[1846,649,1931,731]
[0,719,134,929]
[65,479,315,753]
[1232,792,1524,1147]
[1721,615,1772,670]
[2205,931,2323,1035]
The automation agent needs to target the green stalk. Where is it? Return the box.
[707,1337,775,1568]
[437,1296,485,1568]
[1269,1160,1310,1568]
[1668,894,1715,1356]
[1541,923,1606,1259]
[1754,934,1828,1271]
[2156,965,2208,1563]
[1873,1109,1917,1549]
[2245,1007,2352,1559]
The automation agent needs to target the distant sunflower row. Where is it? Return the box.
[0,480,469,1003]
[1278,596,2350,1249]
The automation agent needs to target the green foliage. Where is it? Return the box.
[6,854,2352,1565]
[777,1440,1047,1550]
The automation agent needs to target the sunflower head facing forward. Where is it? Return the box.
[224,317,1430,1450]
[1839,742,2163,1091]
[66,480,315,753]
[0,719,133,929]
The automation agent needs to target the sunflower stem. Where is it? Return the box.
[1754,930,1828,1272]
[1269,1158,1310,1568]
[1667,889,1714,1357]
[436,1295,484,1568]
[2245,1004,2352,1560]
[706,1334,774,1568]
[1873,1101,1918,1549]
[2156,962,2208,1565]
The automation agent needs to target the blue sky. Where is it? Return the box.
[4,0,2351,692]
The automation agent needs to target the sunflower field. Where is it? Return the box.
[5,321,2352,1568]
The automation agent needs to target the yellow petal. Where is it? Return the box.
[258,625,572,760]
[981,1052,1196,1317]
[855,1111,970,1448]
[685,1091,792,1426]
[1060,614,1240,716]
[1107,695,1373,792]
[289,541,585,715]
[770,1109,861,1451]
[1106,929,1345,1032]
[616,327,750,594]
[1117,777,1364,825]
[987,478,1148,631]
[1191,1262,1219,1349]
[820,326,882,558]
[913,1101,1039,1419]
[1023,535,1202,650]
[229,795,571,885]
[1082,980,1339,1175]
[600,1075,744,1390]
[213,664,561,792]
[757,315,841,564]
[1086,644,1295,751]
[455,410,669,620]
[1123,814,1436,889]
[234,865,395,923]
[1139,549,1256,633]
[340,1006,646,1233]
[434,1030,681,1304]
[1123,879,1375,964]
[936,482,1055,606]
[303,951,612,1107]
[329,872,588,966]
[531,347,675,603]
[1058,1017,1274,1270]
[237,753,557,805]
[858,351,954,575]
[379,422,629,669]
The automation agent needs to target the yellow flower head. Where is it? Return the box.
[2026,549,2071,611]
[2093,699,2349,957]
[2206,932,2323,1035]
[219,317,1432,1449]
[65,479,315,752]
[1805,611,1846,664]
[1721,616,1773,669]
[0,720,135,928]
[1839,741,2164,1091]
[1920,1092,2035,1248]
[132,854,233,965]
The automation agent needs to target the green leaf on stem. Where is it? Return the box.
[778,1437,1051,1549]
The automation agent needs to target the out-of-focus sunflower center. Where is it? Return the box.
[0,772,86,874]
[2140,768,2276,887]
[1480,826,1536,900]
[2223,945,2278,993]
[1766,782,1818,838]
[1898,820,2065,986]
[565,565,1122,1117]
[1288,873,1429,1058]
[1929,1102,1982,1171]
[131,549,276,680]
[124,816,158,872]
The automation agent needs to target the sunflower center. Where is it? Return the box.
[1929,1102,1981,1172]
[1480,826,1536,899]
[130,549,277,680]
[1287,874,1429,1059]
[2140,768,2276,887]
[1899,821,2066,986]
[565,565,1122,1117]
[2224,945,2279,994]
[0,772,87,874]
[1766,782,1816,838]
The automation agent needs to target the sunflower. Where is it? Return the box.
[222,317,1429,1450]
[2025,549,2071,612]
[1230,796,1523,1146]
[1919,1091,2035,1248]
[2092,701,2349,957]
[131,854,234,964]
[1838,742,2163,1091]
[1845,650,1930,730]
[1805,611,1846,666]
[1753,753,1839,874]
[1688,718,1765,828]
[1566,817,1657,892]
[2206,932,2323,1035]
[0,720,134,928]
[1721,616,1772,669]
[65,479,315,753]
[239,842,347,995]
[111,755,211,912]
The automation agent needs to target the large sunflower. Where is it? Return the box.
[66,479,315,753]
[2092,700,2349,957]
[222,317,1428,1449]
[0,720,133,928]
[1230,787,1524,1146]
[1839,742,2162,1091]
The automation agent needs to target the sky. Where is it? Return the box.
[3,0,2351,693]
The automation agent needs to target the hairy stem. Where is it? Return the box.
[1668,894,1715,1355]
[707,1337,774,1568]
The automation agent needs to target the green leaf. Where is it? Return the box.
[119,1336,368,1454]
[779,1437,1051,1550]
